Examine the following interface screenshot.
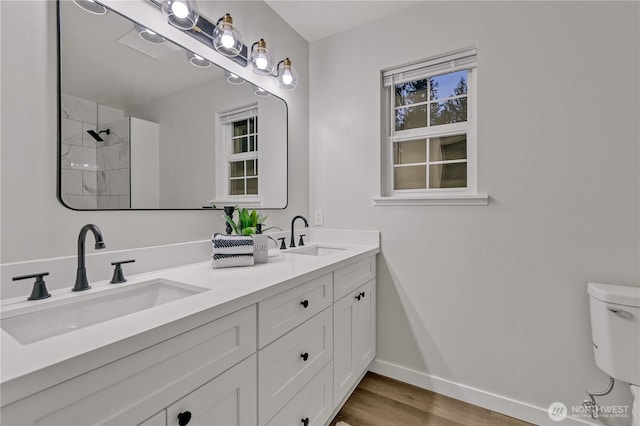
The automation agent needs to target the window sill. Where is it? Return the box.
[372,194,489,206]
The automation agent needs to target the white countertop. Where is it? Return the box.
[1,231,379,405]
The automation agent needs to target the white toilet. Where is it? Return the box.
[588,282,640,425]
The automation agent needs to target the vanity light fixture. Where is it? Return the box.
[186,51,211,68]
[250,39,275,75]
[72,0,107,15]
[212,14,243,57]
[254,86,271,97]
[276,58,298,90]
[136,25,166,45]
[161,0,199,31]
[225,70,245,85]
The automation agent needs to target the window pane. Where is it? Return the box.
[233,120,248,137]
[394,165,426,190]
[247,160,256,176]
[230,161,244,178]
[394,140,426,165]
[430,98,467,126]
[249,117,255,133]
[230,179,245,195]
[395,79,429,107]
[431,70,467,100]
[247,178,258,195]
[429,163,467,188]
[395,105,427,131]
[430,135,467,161]
[233,137,248,154]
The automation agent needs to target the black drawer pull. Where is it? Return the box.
[356,291,366,301]
[177,411,191,426]
[301,299,309,308]
[302,417,310,426]
[300,352,309,361]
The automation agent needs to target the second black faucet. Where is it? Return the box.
[289,215,309,248]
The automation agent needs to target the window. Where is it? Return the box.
[219,105,259,198]
[378,48,486,205]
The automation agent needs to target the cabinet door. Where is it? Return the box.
[333,279,375,407]
[166,354,257,426]
[138,411,166,426]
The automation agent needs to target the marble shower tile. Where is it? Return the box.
[62,119,83,146]
[61,144,98,171]
[61,169,83,195]
[83,171,97,196]
[61,94,96,124]
[63,194,98,209]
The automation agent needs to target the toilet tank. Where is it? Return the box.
[588,282,640,386]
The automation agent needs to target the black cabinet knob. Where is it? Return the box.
[356,291,365,301]
[177,411,192,426]
[301,299,309,308]
[301,417,310,426]
[300,352,309,361]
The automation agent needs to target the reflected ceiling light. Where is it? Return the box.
[213,14,243,58]
[225,70,245,85]
[250,39,274,75]
[136,25,166,44]
[186,51,211,68]
[276,58,298,90]
[254,86,270,97]
[72,0,107,15]
[161,0,199,30]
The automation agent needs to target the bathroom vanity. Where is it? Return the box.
[0,232,379,426]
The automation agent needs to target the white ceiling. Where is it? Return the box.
[264,1,420,43]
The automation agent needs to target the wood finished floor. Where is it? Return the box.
[329,373,533,426]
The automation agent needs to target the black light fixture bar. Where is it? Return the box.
[147,0,248,67]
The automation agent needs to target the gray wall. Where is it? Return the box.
[308,1,639,422]
[0,0,309,264]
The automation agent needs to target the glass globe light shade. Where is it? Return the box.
[161,0,199,31]
[213,14,243,57]
[250,39,274,75]
[276,58,298,90]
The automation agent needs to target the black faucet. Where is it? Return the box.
[73,224,106,292]
[289,215,309,248]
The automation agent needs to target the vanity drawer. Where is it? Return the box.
[258,273,333,348]
[258,307,333,425]
[1,305,257,426]
[266,361,333,426]
[334,256,376,301]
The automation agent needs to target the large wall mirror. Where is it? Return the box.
[57,1,288,210]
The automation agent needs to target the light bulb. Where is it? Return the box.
[220,31,235,48]
[171,1,189,19]
[282,71,293,85]
[255,55,268,70]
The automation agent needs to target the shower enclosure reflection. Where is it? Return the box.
[58,0,287,210]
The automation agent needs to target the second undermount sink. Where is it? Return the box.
[1,279,207,345]
[287,244,347,256]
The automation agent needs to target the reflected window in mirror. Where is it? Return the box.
[219,104,259,198]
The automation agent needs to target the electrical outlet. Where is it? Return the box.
[314,209,324,226]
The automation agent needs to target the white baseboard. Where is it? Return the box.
[369,359,599,426]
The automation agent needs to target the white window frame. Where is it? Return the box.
[212,104,263,206]
[375,47,488,206]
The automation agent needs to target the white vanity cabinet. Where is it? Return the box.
[333,279,376,407]
[1,253,378,426]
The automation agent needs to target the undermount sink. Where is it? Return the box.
[287,244,347,256]
[1,279,207,345]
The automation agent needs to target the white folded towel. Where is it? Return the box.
[212,253,254,269]
[212,233,254,255]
